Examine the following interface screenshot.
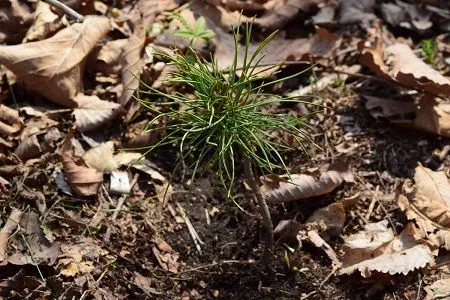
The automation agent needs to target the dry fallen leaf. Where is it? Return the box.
[118,3,146,108]
[0,16,110,107]
[397,164,450,250]
[214,25,339,74]
[339,221,434,277]
[7,211,59,266]
[72,94,123,132]
[23,1,62,43]
[82,141,118,173]
[256,0,326,30]
[305,202,346,239]
[58,129,103,196]
[360,42,450,95]
[337,0,377,27]
[93,39,128,75]
[265,161,354,204]
[365,94,450,139]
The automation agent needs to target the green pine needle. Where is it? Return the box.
[138,24,316,197]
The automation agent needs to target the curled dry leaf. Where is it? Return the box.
[339,221,434,277]
[360,42,450,95]
[58,129,103,196]
[23,1,62,43]
[265,161,354,204]
[397,164,450,250]
[365,94,450,138]
[72,94,123,132]
[0,16,110,107]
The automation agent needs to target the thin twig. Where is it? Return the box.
[41,0,84,22]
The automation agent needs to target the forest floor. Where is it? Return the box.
[2,0,450,299]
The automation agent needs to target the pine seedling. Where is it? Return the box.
[172,13,215,46]
[138,24,314,266]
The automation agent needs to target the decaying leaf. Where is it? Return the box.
[339,221,434,277]
[152,237,179,273]
[7,211,59,266]
[22,1,62,43]
[265,161,354,204]
[72,94,123,132]
[58,129,103,196]
[365,94,450,138]
[397,164,450,250]
[0,16,110,107]
[58,237,108,277]
[360,42,450,95]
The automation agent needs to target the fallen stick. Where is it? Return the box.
[41,0,85,22]
[0,207,23,261]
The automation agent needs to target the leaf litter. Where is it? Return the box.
[3,0,450,298]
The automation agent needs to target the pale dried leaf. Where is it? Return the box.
[361,42,450,95]
[59,129,103,196]
[339,222,433,277]
[398,164,450,230]
[425,278,450,300]
[23,1,62,42]
[265,162,353,204]
[0,16,110,107]
[72,94,123,132]
[94,39,128,75]
[82,141,118,173]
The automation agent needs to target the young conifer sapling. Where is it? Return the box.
[138,24,313,266]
